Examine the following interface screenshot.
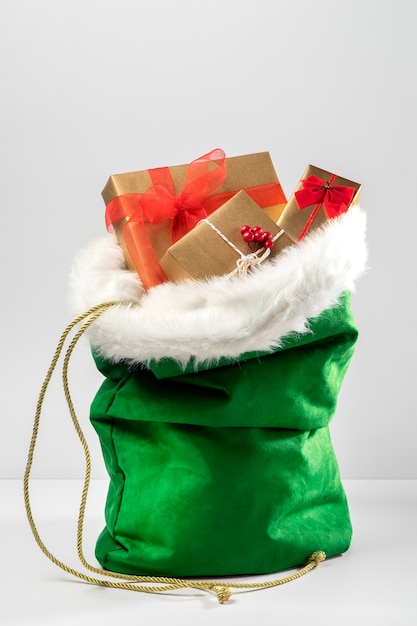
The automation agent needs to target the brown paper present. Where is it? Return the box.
[278,165,361,242]
[159,191,293,282]
[102,149,287,289]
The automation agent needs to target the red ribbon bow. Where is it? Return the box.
[105,148,227,288]
[106,147,227,242]
[294,174,355,240]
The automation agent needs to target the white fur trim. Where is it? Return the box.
[69,206,367,367]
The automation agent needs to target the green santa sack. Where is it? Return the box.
[25,205,366,602]
[68,204,367,580]
[90,292,356,579]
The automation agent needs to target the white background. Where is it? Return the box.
[1,0,416,481]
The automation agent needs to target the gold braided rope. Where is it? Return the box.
[23,301,326,604]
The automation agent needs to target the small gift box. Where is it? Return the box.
[278,165,361,242]
[159,190,293,282]
[102,149,287,289]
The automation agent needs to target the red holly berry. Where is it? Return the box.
[242,230,255,242]
[240,224,275,253]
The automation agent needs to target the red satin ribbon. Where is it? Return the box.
[295,174,355,240]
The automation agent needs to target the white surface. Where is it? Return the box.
[1,479,416,625]
[1,1,416,478]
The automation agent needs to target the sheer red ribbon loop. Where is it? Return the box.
[105,149,227,288]
[142,147,227,243]
[105,148,227,240]
[295,174,355,240]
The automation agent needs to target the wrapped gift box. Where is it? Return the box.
[102,149,287,289]
[278,165,361,242]
[159,190,293,282]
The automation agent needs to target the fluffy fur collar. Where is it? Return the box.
[69,206,367,367]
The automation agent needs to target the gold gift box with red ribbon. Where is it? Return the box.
[159,190,293,282]
[277,165,361,242]
[102,149,287,289]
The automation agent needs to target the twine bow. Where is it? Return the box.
[199,219,285,278]
[233,247,273,276]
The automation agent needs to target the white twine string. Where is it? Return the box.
[198,218,285,277]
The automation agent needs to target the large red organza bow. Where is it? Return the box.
[294,174,355,240]
[105,148,227,241]
[105,149,227,288]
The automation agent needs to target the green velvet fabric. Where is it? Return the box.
[90,292,357,577]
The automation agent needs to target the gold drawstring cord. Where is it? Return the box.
[23,301,326,604]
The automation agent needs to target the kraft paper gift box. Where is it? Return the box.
[102,149,287,289]
[277,165,361,242]
[159,190,293,282]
